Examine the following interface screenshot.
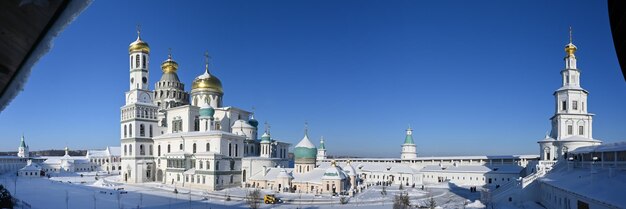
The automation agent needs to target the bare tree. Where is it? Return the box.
[392,192,410,209]
[245,189,261,209]
[427,196,437,209]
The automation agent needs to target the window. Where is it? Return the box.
[215,161,219,170]
[568,125,573,135]
[573,101,578,110]
[124,125,127,138]
[562,101,567,111]
[194,116,199,131]
[129,124,132,137]
[179,144,183,150]
[158,145,161,156]
[235,144,238,157]
[135,54,140,68]
[193,143,197,153]
[149,125,153,137]
[124,145,127,155]
[579,126,584,135]
[206,161,210,170]
[149,145,153,155]
[167,144,171,153]
[199,161,203,169]
[228,143,232,156]
[140,145,145,155]
[140,124,145,137]
[206,143,210,152]
[129,145,133,155]
[142,55,146,68]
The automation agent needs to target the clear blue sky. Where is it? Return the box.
[1,0,624,157]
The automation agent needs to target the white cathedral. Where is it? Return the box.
[120,30,290,190]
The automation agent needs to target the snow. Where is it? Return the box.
[2,172,494,209]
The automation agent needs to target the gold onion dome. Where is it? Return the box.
[161,53,179,73]
[565,43,577,56]
[192,67,223,94]
[129,34,150,53]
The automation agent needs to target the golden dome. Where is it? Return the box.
[192,70,223,94]
[129,36,150,53]
[161,54,178,73]
[565,43,577,56]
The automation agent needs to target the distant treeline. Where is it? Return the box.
[0,149,87,157]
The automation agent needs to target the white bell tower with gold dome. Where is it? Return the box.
[121,27,158,184]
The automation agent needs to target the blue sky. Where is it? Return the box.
[1,0,624,157]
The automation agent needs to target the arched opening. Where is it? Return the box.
[140,124,145,137]
[193,143,197,153]
[158,145,161,156]
[129,124,133,137]
[149,125,153,137]
[142,55,146,68]
[124,125,127,138]
[140,145,145,155]
[206,143,210,152]
[168,144,171,153]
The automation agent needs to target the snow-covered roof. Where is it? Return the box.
[321,163,347,180]
[276,168,293,179]
[540,164,626,207]
[570,141,626,154]
[338,162,418,174]
[420,165,523,174]
[20,163,41,171]
[232,119,254,129]
[559,135,601,142]
[295,134,316,148]
[86,146,121,158]
[153,130,244,139]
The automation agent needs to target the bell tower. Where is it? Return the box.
[121,27,158,183]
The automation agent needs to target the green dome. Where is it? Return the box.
[404,134,414,144]
[261,132,271,142]
[294,147,317,159]
[199,106,215,117]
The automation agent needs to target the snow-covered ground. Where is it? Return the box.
[0,172,539,209]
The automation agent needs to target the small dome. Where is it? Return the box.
[294,134,317,159]
[192,70,223,94]
[260,132,271,142]
[248,114,259,128]
[199,103,215,117]
[129,36,150,53]
[161,55,179,73]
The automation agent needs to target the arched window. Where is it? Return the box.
[235,144,238,157]
[129,144,133,155]
[215,161,219,170]
[168,144,171,153]
[194,116,199,131]
[149,125,153,137]
[124,125,127,138]
[158,145,161,156]
[140,145,145,155]
[179,144,183,150]
[228,143,232,156]
[124,145,127,155]
[149,145,153,155]
[140,124,145,137]
[135,54,140,68]
[142,55,146,68]
[206,143,210,152]
[206,161,210,170]
[193,143,197,153]
[129,124,133,137]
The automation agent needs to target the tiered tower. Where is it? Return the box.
[17,134,29,158]
[400,126,417,159]
[121,29,158,183]
[539,28,601,161]
[316,136,326,160]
